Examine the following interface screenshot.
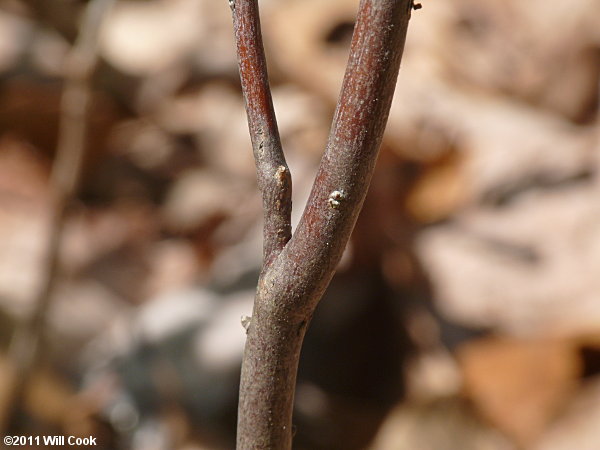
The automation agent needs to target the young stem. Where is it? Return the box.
[232,0,414,448]
[232,0,292,269]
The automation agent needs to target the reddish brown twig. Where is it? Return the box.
[232,0,292,268]
[232,0,414,448]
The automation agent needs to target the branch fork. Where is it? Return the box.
[231,1,414,448]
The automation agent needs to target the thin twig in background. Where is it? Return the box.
[0,0,115,433]
[231,0,414,448]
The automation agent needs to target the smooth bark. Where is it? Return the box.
[232,0,292,268]
[232,0,414,448]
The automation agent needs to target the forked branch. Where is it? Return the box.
[231,0,414,448]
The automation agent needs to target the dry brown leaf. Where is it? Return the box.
[458,337,581,447]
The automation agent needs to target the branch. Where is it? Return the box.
[233,0,414,448]
[231,0,292,268]
[0,0,114,433]
[281,0,413,302]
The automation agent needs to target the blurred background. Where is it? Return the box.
[0,0,599,448]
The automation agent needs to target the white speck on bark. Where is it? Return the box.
[327,190,346,209]
[241,315,252,333]
[275,166,287,185]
